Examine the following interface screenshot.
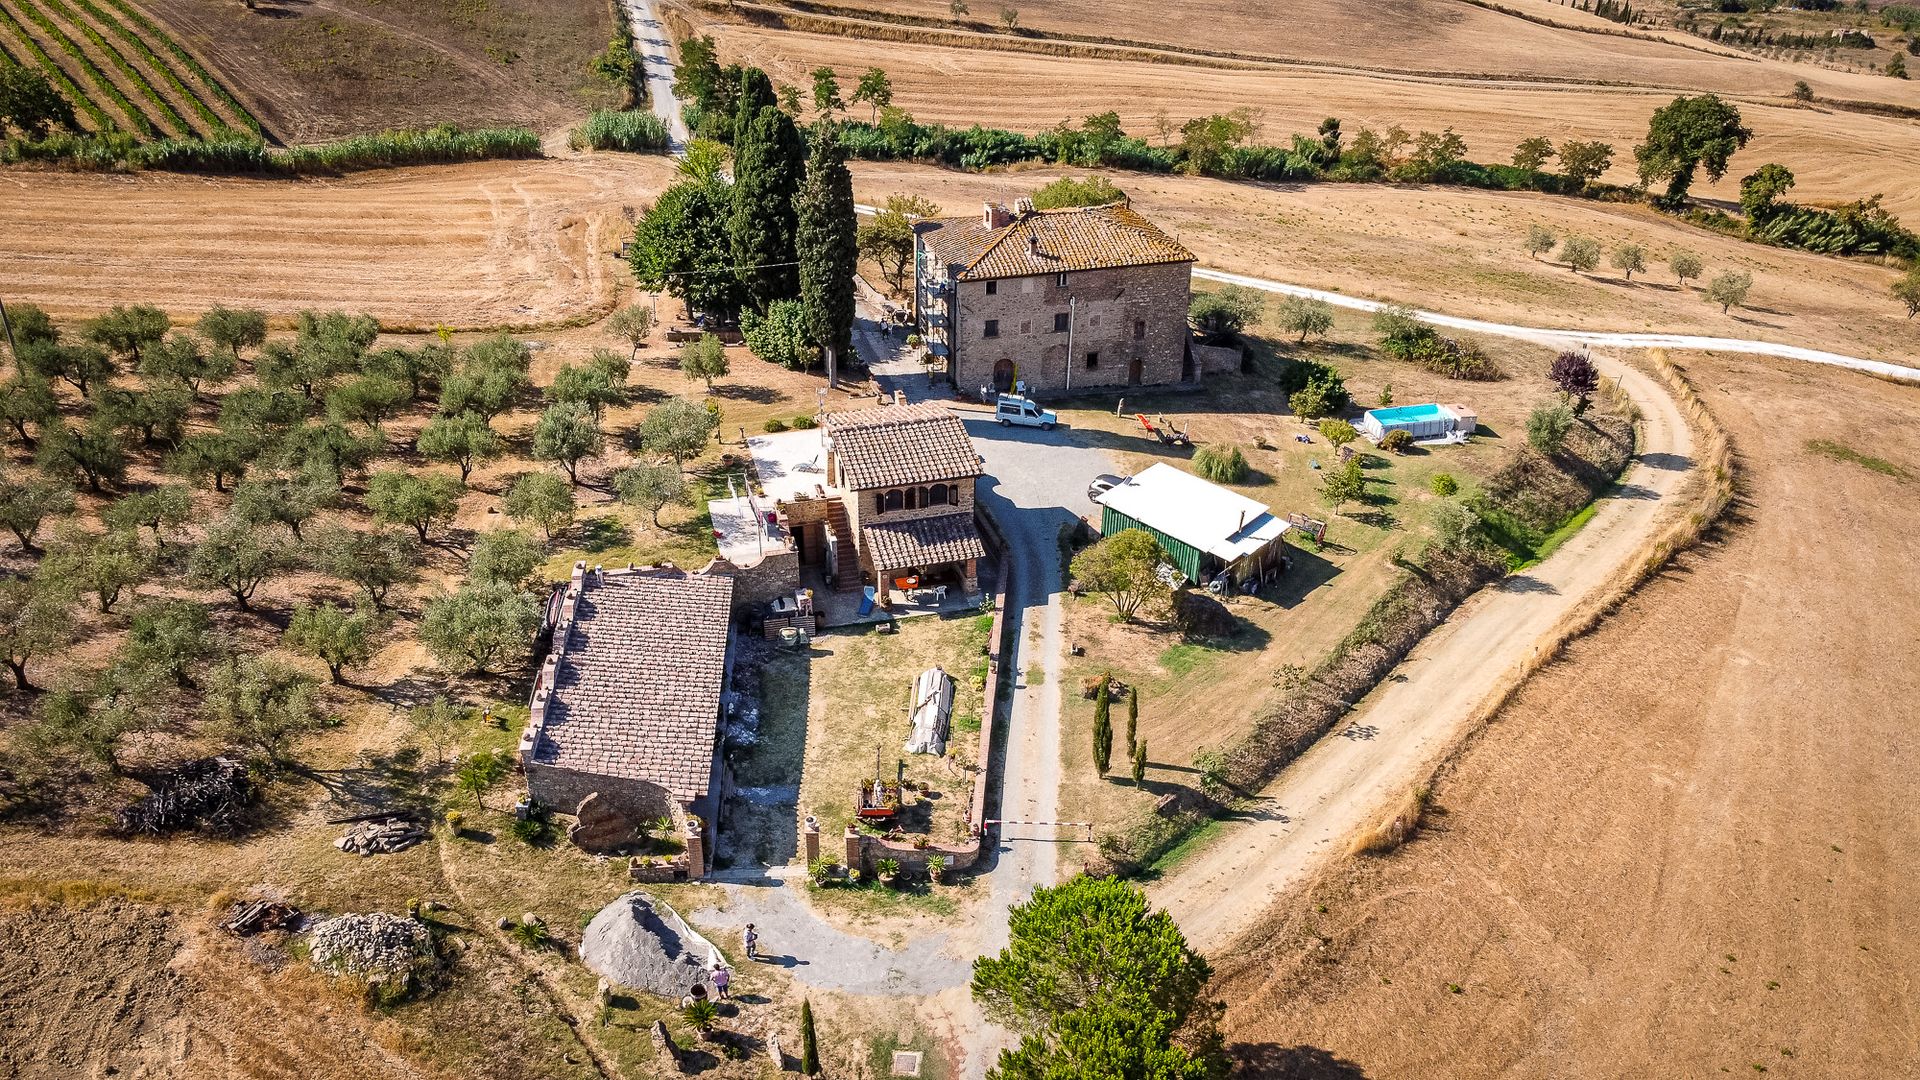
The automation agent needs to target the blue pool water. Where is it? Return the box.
[1368,403,1449,423]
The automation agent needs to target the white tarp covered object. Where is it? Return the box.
[904,667,954,755]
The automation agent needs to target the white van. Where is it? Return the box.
[994,394,1058,430]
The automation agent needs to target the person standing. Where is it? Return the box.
[712,964,731,1000]
[743,923,758,961]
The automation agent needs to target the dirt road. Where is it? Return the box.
[1150,349,1696,952]
[623,0,687,150]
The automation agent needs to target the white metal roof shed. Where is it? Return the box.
[1095,462,1290,564]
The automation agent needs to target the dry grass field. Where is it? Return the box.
[692,14,1920,219]
[1208,350,1920,1078]
[137,0,623,142]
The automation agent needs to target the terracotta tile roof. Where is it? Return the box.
[863,513,988,570]
[825,403,983,490]
[918,202,1195,282]
[532,569,734,803]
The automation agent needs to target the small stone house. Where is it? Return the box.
[821,403,987,607]
[519,562,736,872]
[913,199,1197,397]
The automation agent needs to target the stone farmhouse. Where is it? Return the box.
[519,562,736,874]
[913,199,1197,397]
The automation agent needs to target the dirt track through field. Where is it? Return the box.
[1209,352,1920,1077]
[1148,348,1695,951]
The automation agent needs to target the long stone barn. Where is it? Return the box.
[518,561,736,875]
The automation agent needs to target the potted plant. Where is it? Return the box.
[876,857,901,885]
[926,854,949,883]
[682,998,719,1039]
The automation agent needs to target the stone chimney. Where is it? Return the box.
[982,202,1014,229]
[1013,196,1035,216]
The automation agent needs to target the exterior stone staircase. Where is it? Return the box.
[824,500,861,592]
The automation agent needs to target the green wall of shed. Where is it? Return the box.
[1099,507,1205,583]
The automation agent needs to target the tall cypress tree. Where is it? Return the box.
[732,67,777,141]
[1125,688,1139,758]
[731,104,806,313]
[795,124,858,374]
[1092,682,1113,775]
[799,998,820,1075]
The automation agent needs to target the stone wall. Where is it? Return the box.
[526,763,676,832]
[948,261,1193,397]
[843,827,982,876]
[712,550,800,613]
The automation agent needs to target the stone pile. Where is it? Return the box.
[308,912,434,988]
[336,817,426,856]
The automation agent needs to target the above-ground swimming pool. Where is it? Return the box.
[1359,402,1474,441]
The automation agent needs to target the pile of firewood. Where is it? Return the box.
[335,816,427,856]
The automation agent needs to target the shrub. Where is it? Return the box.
[444,809,466,833]
[763,417,789,433]
[926,853,949,880]
[1317,419,1358,448]
[791,414,817,430]
[875,857,901,879]
[1192,444,1249,484]
[1430,473,1459,496]
[572,109,670,152]
[1380,428,1414,453]
[1526,403,1575,455]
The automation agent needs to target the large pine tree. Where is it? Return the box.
[795,124,858,374]
[731,102,806,313]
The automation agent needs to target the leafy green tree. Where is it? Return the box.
[811,67,843,115]
[122,599,214,689]
[851,67,892,122]
[196,305,267,363]
[1030,175,1126,210]
[546,362,623,421]
[972,877,1225,1079]
[614,460,689,527]
[1092,683,1113,774]
[679,333,731,391]
[23,340,116,397]
[1317,418,1359,449]
[416,412,501,483]
[731,103,807,312]
[407,695,466,763]
[233,474,337,540]
[37,417,128,493]
[1527,402,1575,455]
[326,374,411,431]
[1525,224,1557,260]
[99,383,192,447]
[364,342,453,402]
[740,299,815,370]
[1189,286,1264,343]
[857,194,939,293]
[204,656,327,765]
[84,303,170,366]
[436,367,522,420]
[312,525,420,609]
[1888,52,1908,79]
[455,749,513,809]
[1275,295,1334,342]
[1558,235,1602,273]
[217,386,308,447]
[141,332,234,397]
[102,484,192,549]
[629,180,743,320]
[3,300,59,353]
[1319,458,1366,513]
[1893,265,1920,319]
[0,573,75,691]
[167,432,251,492]
[605,305,655,358]
[1669,250,1704,288]
[676,138,731,184]
[0,471,74,552]
[269,421,379,485]
[1738,162,1795,222]
[1069,529,1168,621]
[366,469,465,541]
[1511,136,1555,172]
[1126,688,1139,757]
[0,63,78,136]
[1634,94,1751,205]
[504,471,576,539]
[1286,370,1347,420]
[1790,79,1814,103]
[468,528,543,590]
[637,397,717,469]
[1705,269,1753,314]
[13,678,155,775]
[1609,242,1647,280]
[796,124,858,373]
[0,373,58,447]
[421,582,542,673]
[1556,140,1614,192]
[188,513,290,610]
[286,601,380,683]
[1178,109,1258,175]
[43,527,150,613]
[532,401,605,484]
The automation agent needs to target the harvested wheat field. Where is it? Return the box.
[0,154,678,329]
[1209,351,1920,1078]
[699,17,1920,219]
[849,162,1920,366]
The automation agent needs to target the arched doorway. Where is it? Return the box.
[1128,357,1145,385]
[993,359,1016,391]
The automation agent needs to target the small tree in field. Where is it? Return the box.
[1669,250,1704,288]
[504,472,576,539]
[314,526,419,610]
[1069,529,1168,622]
[637,397,718,470]
[799,999,821,1075]
[366,469,464,541]
[468,529,543,590]
[1609,243,1647,280]
[1189,286,1264,343]
[1705,270,1753,314]
[1275,295,1334,342]
[421,583,541,674]
[605,304,655,357]
[614,461,689,527]
[197,306,267,363]
[285,601,379,683]
[416,413,500,484]
[1318,418,1358,450]
[0,573,75,691]
[679,333,729,391]
[1890,265,1920,319]
[0,473,75,552]
[1558,235,1601,273]
[1131,739,1147,783]
[188,514,288,610]
[1549,351,1600,413]
[1320,458,1366,514]
[1091,683,1113,775]
[203,656,325,766]
[532,401,605,484]
[1524,224,1556,260]
[1527,402,1575,455]
[1511,136,1554,172]
[409,696,466,764]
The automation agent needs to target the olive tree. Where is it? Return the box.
[503,471,576,539]
[468,529,543,590]
[0,374,59,448]
[0,471,75,552]
[285,601,381,683]
[365,469,465,541]
[420,583,542,674]
[203,656,327,765]
[1188,285,1264,343]
[1705,270,1753,314]
[416,413,501,484]
[196,305,268,363]
[1557,235,1601,273]
[1275,296,1334,342]
[532,400,606,484]
[637,397,718,470]
[1609,243,1647,280]
[1524,224,1556,260]
[312,525,420,610]
[679,333,730,392]
[188,513,290,610]
[605,305,655,357]
[45,527,152,613]
[0,573,76,692]
[123,599,214,689]
[84,303,170,366]
[613,460,688,527]
[1669,250,1704,288]
[1068,529,1170,622]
